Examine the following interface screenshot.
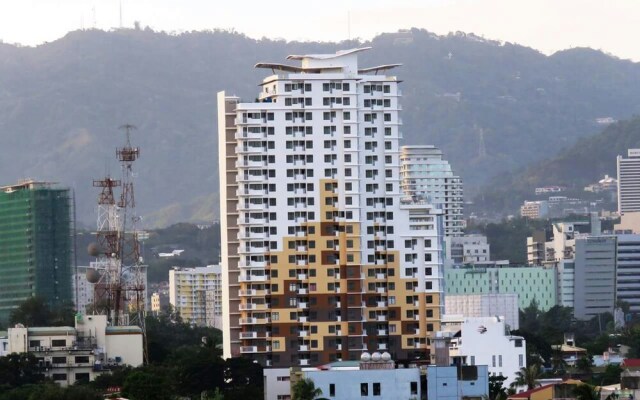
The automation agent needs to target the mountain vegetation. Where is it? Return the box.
[475,116,640,214]
[2,28,640,226]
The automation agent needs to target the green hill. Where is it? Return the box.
[2,28,640,226]
[475,116,640,214]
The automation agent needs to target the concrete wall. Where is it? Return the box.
[105,332,144,367]
[263,368,291,400]
[427,365,489,400]
[304,368,421,400]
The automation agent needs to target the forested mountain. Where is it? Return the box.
[2,28,640,226]
[475,116,640,214]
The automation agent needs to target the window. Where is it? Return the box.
[519,354,524,367]
[75,356,90,364]
[492,355,496,367]
[373,383,381,396]
[470,356,475,365]
[410,382,418,395]
[330,383,336,397]
[29,340,40,348]
[499,355,503,367]
[52,339,66,347]
[52,373,67,381]
[52,356,67,364]
[361,383,368,396]
[75,373,90,382]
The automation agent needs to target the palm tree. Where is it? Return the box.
[573,383,600,400]
[292,378,323,400]
[510,364,542,390]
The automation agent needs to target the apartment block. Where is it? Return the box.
[0,180,72,324]
[400,145,464,237]
[7,314,142,386]
[445,293,519,330]
[218,48,444,367]
[169,265,222,328]
[617,149,640,214]
[445,266,557,311]
[616,234,640,313]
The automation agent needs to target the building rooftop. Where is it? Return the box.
[1,179,58,192]
[105,326,142,334]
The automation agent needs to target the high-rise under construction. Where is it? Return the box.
[0,179,72,324]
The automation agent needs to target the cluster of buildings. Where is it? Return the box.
[4,46,640,399]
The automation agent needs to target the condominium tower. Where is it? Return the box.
[400,145,464,237]
[617,149,640,214]
[0,180,72,324]
[218,48,444,367]
[169,265,223,328]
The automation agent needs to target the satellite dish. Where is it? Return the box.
[86,268,101,283]
[87,243,101,257]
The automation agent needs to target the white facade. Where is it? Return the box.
[169,265,223,328]
[400,145,464,237]
[7,315,143,386]
[218,47,445,366]
[618,149,640,214]
[445,294,519,330]
[445,234,490,265]
[446,316,526,386]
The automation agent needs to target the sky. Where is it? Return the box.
[1,0,640,61]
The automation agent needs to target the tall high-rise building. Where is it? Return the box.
[617,149,640,214]
[400,146,464,237]
[169,265,223,328]
[218,48,444,367]
[0,180,72,323]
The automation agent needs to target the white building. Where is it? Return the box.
[400,145,464,237]
[169,265,222,328]
[0,333,8,357]
[218,47,445,367]
[7,314,143,386]
[445,234,490,265]
[445,294,519,330]
[264,355,423,400]
[73,262,149,313]
[444,316,526,386]
[617,149,640,214]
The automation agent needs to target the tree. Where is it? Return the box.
[291,378,323,400]
[600,363,623,386]
[9,296,75,327]
[575,355,593,375]
[511,364,542,390]
[488,374,508,400]
[122,368,171,400]
[0,353,44,390]
[573,383,600,400]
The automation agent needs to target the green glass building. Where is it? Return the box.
[0,180,72,325]
[445,265,557,311]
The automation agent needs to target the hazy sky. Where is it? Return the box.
[1,0,640,61]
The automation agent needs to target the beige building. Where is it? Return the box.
[520,200,549,219]
[169,265,222,328]
[218,48,444,367]
[7,314,143,386]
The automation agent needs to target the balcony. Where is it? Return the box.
[335,330,342,336]
[300,359,310,366]
[239,318,257,325]
[299,330,309,337]
[239,274,268,283]
[377,343,388,350]
[377,329,388,336]
[240,346,257,353]
[376,287,386,294]
[376,315,387,322]
[335,301,341,308]
[297,288,308,295]
[297,273,308,280]
[336,344,342,351]
[376,273,386,280]
[299,345,309,351]
[414,314,421,321]
[298,302,309,309]
[377,301,387,308]
[240,332,258,339]
[299,316,308,323]
[239,303,257,311]
[297,260,308,267]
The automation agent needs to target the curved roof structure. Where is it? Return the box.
[286,47,372,60]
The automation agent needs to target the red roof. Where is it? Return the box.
[622,359,640,367]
